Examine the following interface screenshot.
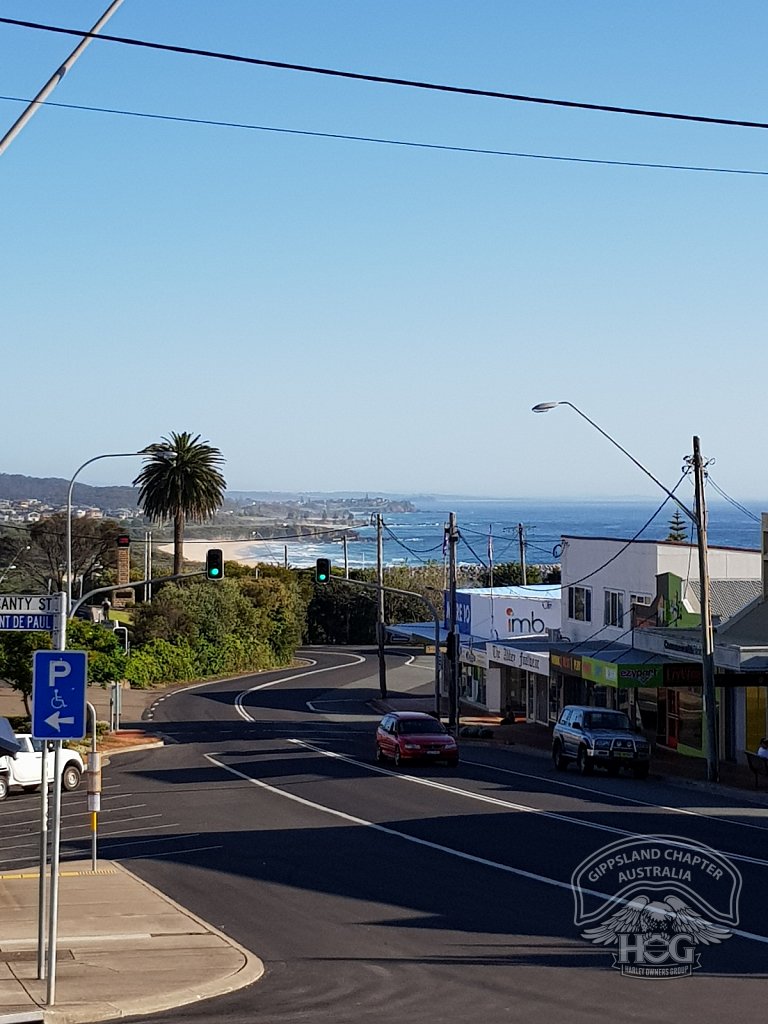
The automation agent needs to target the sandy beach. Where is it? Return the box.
[157,539,291,567]
[156,536,359,569]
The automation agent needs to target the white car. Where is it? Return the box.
[0,731,84,800]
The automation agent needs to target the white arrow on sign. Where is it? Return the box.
[45,712,75,731]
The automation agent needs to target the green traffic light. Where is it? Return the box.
[210,568,220,577]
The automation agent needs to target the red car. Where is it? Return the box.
[375,711,459,767]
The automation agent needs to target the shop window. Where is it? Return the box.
[604,589,624,627]
[568,585,592,622]
[677,689,704,750]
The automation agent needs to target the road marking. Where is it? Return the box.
[282,738,768,871]
[462,757,768,835]
[204,751,768,946]
[234,653,366,722]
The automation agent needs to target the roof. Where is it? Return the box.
[717,599,768,646]
[386,711,436,719]
[562,535,759,554]
[551,640,680,666]
[457,585,561,600]
[687,579,762,623]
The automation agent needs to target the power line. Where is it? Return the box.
[3,16,768,132]
[2,94,764,177]
[563,483,684,590]
[706,477,760,523]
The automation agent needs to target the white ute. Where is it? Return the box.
[0,730,84,801]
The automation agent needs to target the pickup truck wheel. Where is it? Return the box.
[0,775,8,801]
[552,741,568,771]
[62,764,82,792]
[633,764,650,780]
[577,746,593,776]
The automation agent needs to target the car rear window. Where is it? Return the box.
[584,712,631,731]
[397,719,446,735]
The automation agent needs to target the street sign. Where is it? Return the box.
[32,651,88,740]
[0,594,62,632]
[0,613,55,631]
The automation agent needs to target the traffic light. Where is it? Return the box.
[116,534,131,548]
[315,558,331,584]
[205,549,224,580]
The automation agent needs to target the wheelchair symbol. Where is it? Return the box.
[51,690,67,710]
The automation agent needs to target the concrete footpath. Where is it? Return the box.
[0,858,264,1024]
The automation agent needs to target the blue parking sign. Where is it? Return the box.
[32,651,88,740]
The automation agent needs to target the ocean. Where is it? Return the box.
[241,496,767,571]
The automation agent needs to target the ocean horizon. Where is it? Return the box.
[181,495,768,571]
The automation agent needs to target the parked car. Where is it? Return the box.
[375,711,459,767]
[0,724,84,801]
[552,705,651,779]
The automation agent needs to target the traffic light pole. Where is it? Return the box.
[326,575,442,719]
[69,570,206,620]
[376,514,387,700]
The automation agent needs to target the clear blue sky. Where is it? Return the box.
[2,1,766,501]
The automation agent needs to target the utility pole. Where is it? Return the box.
[447,513,459,731]
[0,0,126,158]
[691,436,719,782]
[284,545,289,569]
[376,514,387,699]
[343,534,349,579]
[518,523,527,585]
[144,530,153,602]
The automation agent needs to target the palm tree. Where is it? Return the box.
[133,432,226,576]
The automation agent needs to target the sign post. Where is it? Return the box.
[32,648,87,1004]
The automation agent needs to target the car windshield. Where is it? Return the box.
[584,711,632,731]
[397,719,446,735]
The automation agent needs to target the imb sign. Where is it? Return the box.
[0,594,60,632]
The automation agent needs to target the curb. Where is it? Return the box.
[42,862,265,1024]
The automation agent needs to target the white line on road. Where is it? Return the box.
[284,738,768,871]
[204,751,768,947]
[462,758,768,835]
[234,653,366,722]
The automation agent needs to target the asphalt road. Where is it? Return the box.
[3,647,768,1022]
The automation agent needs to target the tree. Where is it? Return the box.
[0,631,51,716]
[27,513,122,593]
[133,432,226,576]
[666,510,689,543]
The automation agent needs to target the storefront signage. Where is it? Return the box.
[617,665,662,687]
[459,645,488,668]
[664,663,702,687]
[551,652,582,677]
[581,658,618,686]
[634,631,743,670]
[488,644,549,677]
[581,658,662,688]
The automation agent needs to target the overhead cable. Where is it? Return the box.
[3,16,768,131]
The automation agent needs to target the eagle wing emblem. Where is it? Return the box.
[581,896,650,945]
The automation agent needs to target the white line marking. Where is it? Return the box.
[204,751,768,946]
[235,653,366,722]
[462,757,768,834]
[283,739,768,871]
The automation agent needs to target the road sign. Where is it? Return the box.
[32,651,88,740]
[0,594,61,632]
[0,613,55,631]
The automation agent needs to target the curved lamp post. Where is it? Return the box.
[532,401,719,783]
[66,452,145,615]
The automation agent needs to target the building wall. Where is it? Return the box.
[561,536,761,644]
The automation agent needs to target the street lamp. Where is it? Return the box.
[532,401,719,783]
[66,452,145,615]
[0,543,31,585]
